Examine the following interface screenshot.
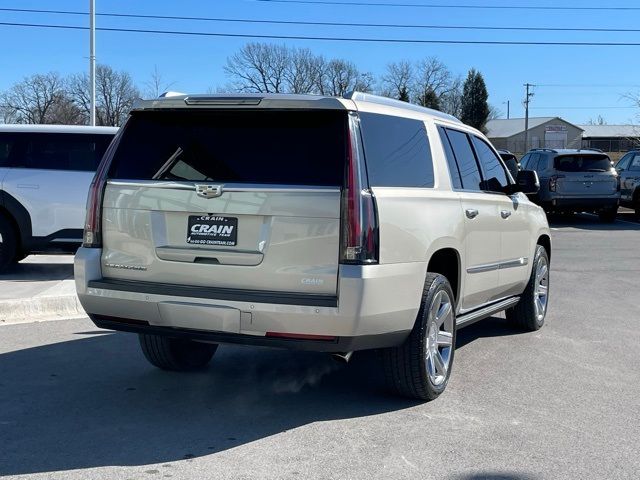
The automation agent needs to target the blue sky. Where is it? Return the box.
[1,0,639,124]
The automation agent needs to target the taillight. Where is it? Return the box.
[340,113,379,265]
[82,132,121,248]
[549,174,565,192]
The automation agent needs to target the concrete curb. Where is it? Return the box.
[0,294,86,325]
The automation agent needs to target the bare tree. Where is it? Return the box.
[414,57,451,107]
[1,105,17,124]
[224,43,289,93]
[587,115,607,125]
[68,64,140,126]
[144,65,176,98]
[354,71,375,94]
[382,61,414,100]
[0,72,68,124]
[488,105,503,120]
[321,59,372,96]
[284,48,325,94]
[440,76,464,118]
[46,95,85,125]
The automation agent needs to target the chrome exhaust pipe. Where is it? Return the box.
[331,351,353,363]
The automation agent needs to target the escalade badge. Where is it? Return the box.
[195,184,223,198]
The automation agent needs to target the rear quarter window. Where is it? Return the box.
[109,110,347,186]
[11,133,113,171]
[0,134,16,167]
[359,112,434,188]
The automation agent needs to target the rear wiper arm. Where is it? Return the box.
[586,168,607,172]
[152,147,184,180]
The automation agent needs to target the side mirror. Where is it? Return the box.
[506,170,539,195]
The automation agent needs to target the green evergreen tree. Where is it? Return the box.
[418,88,441,110]
[398,86,410,102]
[460,69,490,132]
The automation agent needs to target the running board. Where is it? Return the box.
[456,297,520,329]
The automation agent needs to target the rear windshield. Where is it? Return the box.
[553,155,611,173]
[109,110,347,186]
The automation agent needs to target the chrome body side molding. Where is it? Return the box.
[467,257,528,274]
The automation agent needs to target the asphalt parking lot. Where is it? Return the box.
[1,213,639,480]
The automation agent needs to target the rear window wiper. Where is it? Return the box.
[585,168,607,172]
[152,147,184,180]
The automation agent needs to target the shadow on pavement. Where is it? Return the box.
[0,317,534,476]
[455,316,527,350]
[547,212,640,231]
[0,262,74,281]
[0,332,419,476]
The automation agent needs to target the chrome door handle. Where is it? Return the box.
[465,209,479,219]
[501,210,512,219]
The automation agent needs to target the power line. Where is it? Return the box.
[4,21,640,46]
[254,0,640,11]
[531,106,636,110]
[535,84,640,88]
[1,7,639,33]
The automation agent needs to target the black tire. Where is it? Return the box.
[138,334,218,371]
[598,207,617,223]
[506,245,550,331]
[0,214,18,272]
[381,273,456,401]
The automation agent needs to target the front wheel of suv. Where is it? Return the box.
[381,273,456,401]
[506,245,550,331]
[138,334,218,371]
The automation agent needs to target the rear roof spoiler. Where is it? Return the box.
[131,93,353,112]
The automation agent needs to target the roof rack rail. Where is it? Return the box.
[529,148,558,153]
[344,91,462,124]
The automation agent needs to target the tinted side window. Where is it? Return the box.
[0,134,17,167]
[537,155,548,171]
[437,126,462,189]
[471,136,509,192]
[444,129,482,191]
[360,113,434,188]
[14,133,113,171]
[527,153,541,171]
[519,154,531,169]
[630,153,640,171]
[616,153,632,170]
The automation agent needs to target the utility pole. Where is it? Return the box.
[523,83,535,152]
[503,100,510,119]
[89,0,96,126]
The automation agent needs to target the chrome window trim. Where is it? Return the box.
[107,180,340,194]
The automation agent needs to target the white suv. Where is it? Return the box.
[75,93,551,401]
[0,125,118,270]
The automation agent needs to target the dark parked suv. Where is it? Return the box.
[615,150,640,217]
[520,148,620,222]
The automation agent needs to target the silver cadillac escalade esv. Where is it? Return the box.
[75,92,551,401]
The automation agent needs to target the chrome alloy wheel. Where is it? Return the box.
[425,290,454,386]
[534,256,549,322]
